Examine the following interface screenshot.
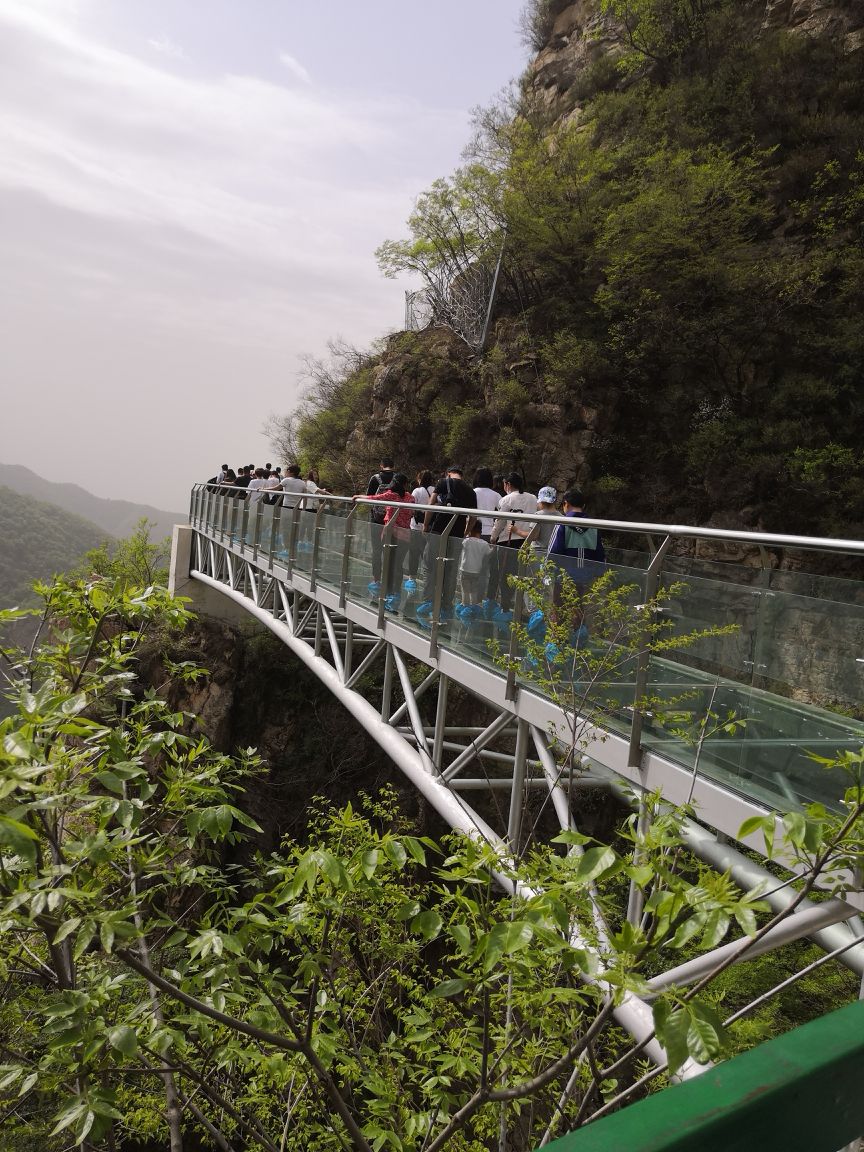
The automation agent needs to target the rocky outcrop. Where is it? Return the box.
[526,1,625,117]
[763,0,864,52]
[524,0,861,118]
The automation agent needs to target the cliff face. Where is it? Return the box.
[526,0,862,116]
[292,0,864,548]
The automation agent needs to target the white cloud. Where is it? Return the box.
[147,34,185,60]
[0,0,463,272]
[278,50,311,85]
[0,0,473,508]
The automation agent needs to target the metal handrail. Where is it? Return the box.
[192,484,864,560]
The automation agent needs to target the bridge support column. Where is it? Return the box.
[169,526,254,627]
[507,720,529,847]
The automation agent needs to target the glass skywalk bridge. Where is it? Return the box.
[187,484,864,829]
[179,485,864,1150]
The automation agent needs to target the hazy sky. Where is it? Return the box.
[0,0,527,512]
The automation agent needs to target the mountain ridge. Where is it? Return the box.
[0,462,184,542]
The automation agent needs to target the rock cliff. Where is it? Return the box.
[526,0,862,116]
[287,0,864,554]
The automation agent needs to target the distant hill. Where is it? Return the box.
[0,486,112,609]
[0,463,184,542]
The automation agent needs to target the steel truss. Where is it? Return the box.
[181,524,864,1080]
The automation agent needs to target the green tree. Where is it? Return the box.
[76,518,171,589]
[2,574,863,1149]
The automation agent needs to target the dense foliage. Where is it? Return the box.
[0,485,111,608]
[1,570,863,1150]
[280,0,864,537]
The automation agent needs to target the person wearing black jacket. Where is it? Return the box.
[366,457,396,593]
[415,466,477,622]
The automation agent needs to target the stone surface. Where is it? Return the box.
[763,0,864,50]
[523,0,862,118]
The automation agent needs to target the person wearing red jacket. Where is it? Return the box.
[354,473,415,611]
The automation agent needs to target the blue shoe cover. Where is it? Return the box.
[367,581,381,595]
[383,595,400,612]
[483,598,498,620]
[403,578,417,592]
[527,609,546,640]
[570,625,588,647]
[415,599,433,616]
[493,607,513,624]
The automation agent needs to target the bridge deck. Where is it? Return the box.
[189,487,864,826]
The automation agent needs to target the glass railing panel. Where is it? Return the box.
[312,507,349,592]
[222,493,242,545]
[207,491,226,535]
[514,559,646,720]
[435,531,507,674]
[291,504,317,576]
[638,579,864,814]
[656,570,760,682]
[344,511,380,604]
[754,587,864,717]
[640,675,864,813]
[255,500,276,558]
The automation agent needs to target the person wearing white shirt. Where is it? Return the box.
[247,469,266,505]
[459,522,492,605]
[472,467,500,541]
[407,469,436,588]
[488,473,538,611]
[279,465,308,551]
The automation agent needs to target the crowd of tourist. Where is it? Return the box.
[206,457,605,634]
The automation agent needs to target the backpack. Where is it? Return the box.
[369,473,389,524]
[563,524,599,554]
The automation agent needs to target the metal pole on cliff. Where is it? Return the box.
[477,235,506,354]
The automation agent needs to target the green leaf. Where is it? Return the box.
[95,771,125,794]
[0,814,39,864]
[738,815,771,838]
[3,732,37,760]
[404,836,427,865]
[669,914,704,950]
[49,1100,88,1138]
[215,805,234,836]
[383,839,407,869]
[551,829,591,846]
[411,909,443,941]
[449,923,472,954]
[361,848,379,878]
[100,920,115,954]
[574,846,619,883]
[687,1001,726,1064]
[18,1071,38,1097]
[53,918,82,946]
[108,1025,138,1057]
[733,906,758,936]
[701,909,730,950]
[0,1067,22,1090]
[653,1001,690,1076]
[61,692,88,716]
[783,811,807,848]
[429,978,468,999]
[485,920,534,969]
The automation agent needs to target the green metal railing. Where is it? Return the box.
[545,998,864,1152]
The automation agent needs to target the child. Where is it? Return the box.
[459,522,492,606]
